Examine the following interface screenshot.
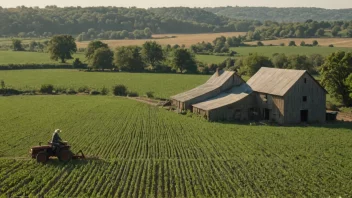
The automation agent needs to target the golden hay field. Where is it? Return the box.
[76,32,246,48]
[246,38,352,47]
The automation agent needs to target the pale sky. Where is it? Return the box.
[1,0,351,9]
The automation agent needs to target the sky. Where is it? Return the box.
[1,0,351,9]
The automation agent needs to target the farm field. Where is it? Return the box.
[0,70,209,99]
[245,38,352,48]
[0,51,86,65]
[233,46,352,57]
[195,54,230,64]
[76,32,246,48]
[0,96,351,197]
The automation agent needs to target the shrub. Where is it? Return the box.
[55,87,67,94]
[145,91,154,98]
[40,84,54,94]
[72,58,86,69]
[279,43,285,46]
[78,86,91,93]
[257,41,264,46]
[67,88,77,95]
[101,87,109,95]
[113,84,128,96]
[312,40,319,46]
[127,91,139,97]
[0,80,5,89]
[329,44,334,47]
[326,102,339,111]
[90,90,101,95]
[300,41,306,46]
[288,41,296,46]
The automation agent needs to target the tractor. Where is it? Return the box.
[30,141,85,163]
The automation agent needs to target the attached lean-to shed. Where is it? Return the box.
[170,70,244,111]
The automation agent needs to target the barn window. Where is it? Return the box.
[304,78,307,83]
[303,96,307,102]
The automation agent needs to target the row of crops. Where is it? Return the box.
[0,96,351,197]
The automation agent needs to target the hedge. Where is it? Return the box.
[0,63,87,70]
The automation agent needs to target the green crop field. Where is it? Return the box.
[233,46,352,57]
[0,70,209,99]
[0,51,86,65]
[0,96,351,197]
[195,55,230,64]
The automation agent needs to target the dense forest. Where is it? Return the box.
[205,7,352,22]
[0,6,257,37]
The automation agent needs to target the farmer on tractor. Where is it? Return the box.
[51,129,65,152]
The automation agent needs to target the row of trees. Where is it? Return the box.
[190,35,245,54]
[246,20,352,41]
[11,39,49,52]
[76,28,152,41]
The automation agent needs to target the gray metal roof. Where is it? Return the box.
[170,70,236,102]
[193,84,252,111]
[246,67,306,96]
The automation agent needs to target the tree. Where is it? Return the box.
[315,28,325,37]
[331,26,341,37]
[48,35,77,63]
[114,46,145,72]
[12,39,24,51]
[141,41,165,70]
[29,41,38,51]
[300,41,306,46]
[288,41,296,46]
[144,28,152,38]
[241,53,272,76]
[321,51,352,106]
[287,54,314,72]
[312,40,318,46]
[85,40,109,61]
[257,41,264,46]
[89,47,114,71]
[272,53,288,68]
[172,48,197,73]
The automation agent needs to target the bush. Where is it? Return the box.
[280,43,285,46]
[72,58,86,69]
[257,41,264,46]
[145,91,154,98]
[90,90,101,95]
[78,86,91,93]
[288,41,296,46]
[67,88,77,95]
[326,102,339,111]
[54,87,67,94]
[0,80,5,89]
[113,84,128,96]
[329,44,334,47]
[40,84,54,94]
[127,91,139,97]
[101,87,109,95]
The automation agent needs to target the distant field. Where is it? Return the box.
[196,55,230,64]
[233,46,352,57]
[0,70,209,98]
[76,32,246,48]
[0,51,86,65]
[245,38,352,48]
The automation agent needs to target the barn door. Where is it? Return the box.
[301,110,308,122]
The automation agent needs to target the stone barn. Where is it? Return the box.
[172,67,327,124]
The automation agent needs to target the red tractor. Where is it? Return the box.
[30,141,85,163]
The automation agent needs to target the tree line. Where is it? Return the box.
[204,7,352,22]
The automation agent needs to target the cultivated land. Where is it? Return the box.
[0,96,351,197]
[76,32,246,48]
[245,38,352,48]
[233,46,352,57]
[0,70,209,99]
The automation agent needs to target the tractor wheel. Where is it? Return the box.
[36,151,48,163]
[58,150,72,163]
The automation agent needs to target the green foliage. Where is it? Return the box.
[321,51,352,106]
[241,53,272,76]
[72,58,85,69]
[101,87,109,95]
[89,90,101,95]
[89,47,114,71]
[141,41,165,69]
[40,84,54,94]
[145,91,154,98]
[257,41,264,46]
[12,39,24,51]
[85,41,109,61]
[127,91,139,97]
[114,46,145,72]
[312,40,319,46]
[172,48,197,73]
[0,80,5,90]
[300,41,306,46]
[288,41,296,46]
[48,35,77,63]
[113,84,128,96]
[77,28,152,41]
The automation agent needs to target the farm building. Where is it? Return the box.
[172,67,327,124]
[170,69,245,110]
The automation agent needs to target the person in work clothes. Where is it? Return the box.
[51,129,65,153]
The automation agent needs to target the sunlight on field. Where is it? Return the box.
[76,32,246,48]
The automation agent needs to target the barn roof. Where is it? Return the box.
[193,84,252,111]
[170,70,239,102]
[246,67,307,96]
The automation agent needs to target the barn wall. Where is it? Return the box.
[207,94,256,121]
[220,74,244,92]
[284,73,326,124]
[254,93,285,124]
